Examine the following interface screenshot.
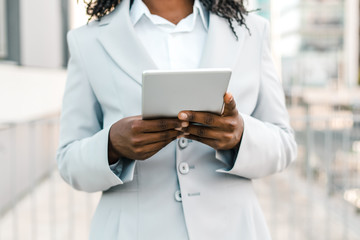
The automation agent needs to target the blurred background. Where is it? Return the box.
[0,0,359,239]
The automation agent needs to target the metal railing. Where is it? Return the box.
[0,116,100,240]
[0,112,359,240]
[255,111,360,240]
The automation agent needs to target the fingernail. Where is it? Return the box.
[177,134,185,139]
[181,121,189,127]
[179,112,188,120]
[228,94,234,103]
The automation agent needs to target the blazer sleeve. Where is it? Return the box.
[56,31,135,193]
[215,21,297,179]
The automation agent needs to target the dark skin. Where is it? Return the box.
[178,93,243,151]
[142,0,194,25]
[108,93,244,164]
[107,0,244,164]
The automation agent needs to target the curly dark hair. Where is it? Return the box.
[84,0,251,39]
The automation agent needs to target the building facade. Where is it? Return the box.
[279,0,359,90]
[253,0,359,90]
[0,0,69,68]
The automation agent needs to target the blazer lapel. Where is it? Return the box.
[97,0,248,84]
[199,14,248,69]
[97,0,157,85]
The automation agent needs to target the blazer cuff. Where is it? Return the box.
[57,125,136,192]
[109,157,136,183]
[216,113,285,179]
[215,147,238,170]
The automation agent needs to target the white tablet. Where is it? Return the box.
[142,68,232,120]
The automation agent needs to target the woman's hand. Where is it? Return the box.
[178,92,244,151]
[108,116,186,164]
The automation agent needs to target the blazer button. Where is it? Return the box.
[174,190,182,202]
[178,162,190,175]
[178,137,188,149]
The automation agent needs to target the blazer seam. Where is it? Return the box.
[259,21,268,90]
[250,21,268,117]
[69,31,105,127]
[69,31,92,89]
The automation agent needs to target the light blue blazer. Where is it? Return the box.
[56,0,297,239]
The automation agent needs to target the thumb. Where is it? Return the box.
[222,92,237,117]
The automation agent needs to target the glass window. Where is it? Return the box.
[0,0,7,58]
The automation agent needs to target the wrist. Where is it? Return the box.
[108,126,121,165]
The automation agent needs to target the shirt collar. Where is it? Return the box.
[130,0,209,30]
[194,0,209,30]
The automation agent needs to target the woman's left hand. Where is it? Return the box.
[177,92,244,151]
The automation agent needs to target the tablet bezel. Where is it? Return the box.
[142,68,232,120]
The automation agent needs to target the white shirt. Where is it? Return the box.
[110,0,209,169]
[129,0,209,69]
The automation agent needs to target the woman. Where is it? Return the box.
[57,0,297,239]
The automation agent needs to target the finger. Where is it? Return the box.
[175,121,189,131]
[183,124,223,140]
[178,111,224,128]
[137,138,175,158]
[133,118,182,133]
[138,150,159,161]
[184,134,220,150]
[133,130,181,146]
[222,92,238,117]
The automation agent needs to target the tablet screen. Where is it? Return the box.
[142,68,231,120]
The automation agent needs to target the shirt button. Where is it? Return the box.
[178,137,188,149]
[179,162,190,175]
[174,190,182,202]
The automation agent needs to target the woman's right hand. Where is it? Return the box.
[108,116,188,164]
